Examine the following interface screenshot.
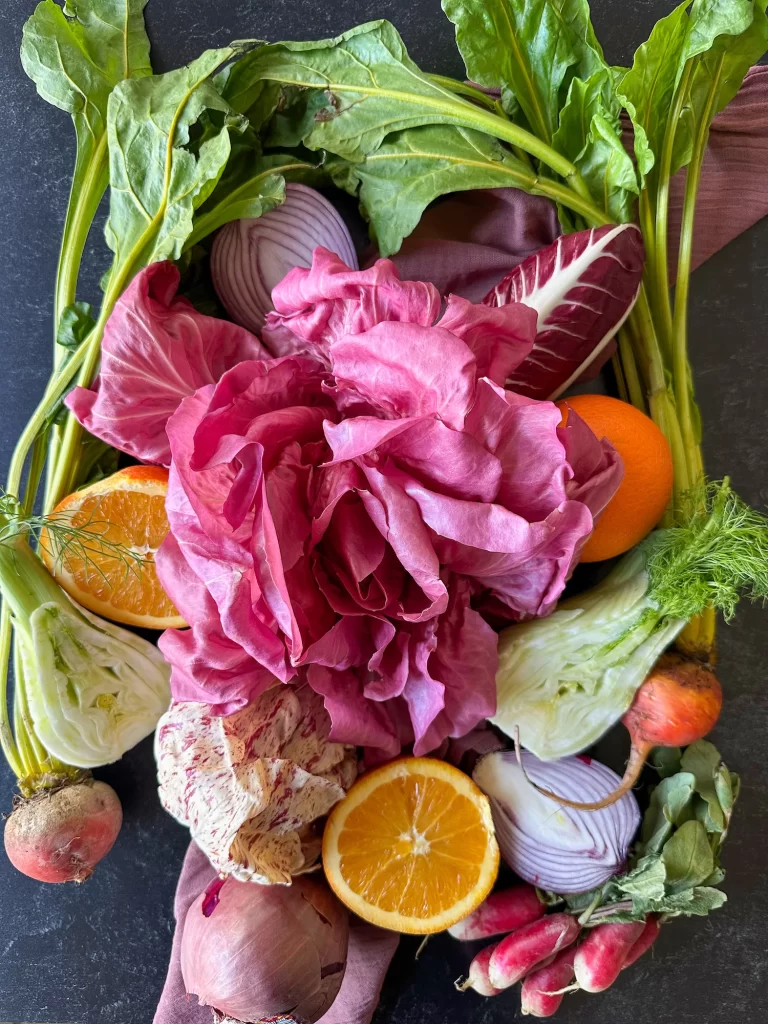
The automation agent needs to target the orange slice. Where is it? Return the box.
[40,465,185,630]
[322,757,499,934]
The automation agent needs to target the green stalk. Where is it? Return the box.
[53,134,110,349]
[13,637,47,775]
[617,328,646,412]
[672,57,724,493]
[653,59,694,353]
[426,74,499,112]
[0,607,23,779]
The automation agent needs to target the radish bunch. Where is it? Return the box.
[454,886,661,1017]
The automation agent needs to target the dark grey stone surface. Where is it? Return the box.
[0,1,765,1022]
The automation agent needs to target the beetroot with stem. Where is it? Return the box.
[531,654,723,811]
[4,777,122,883]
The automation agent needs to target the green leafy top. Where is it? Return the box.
[21,0,151,121]
[551,741,739,924]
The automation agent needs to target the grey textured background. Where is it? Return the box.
[0,1,766,1022]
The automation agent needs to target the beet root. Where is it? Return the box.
[4,780,122,883]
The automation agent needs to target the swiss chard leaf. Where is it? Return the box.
[104,46,250,293]
[442,0,605,142]
[671,0,768,174]
[334,124,533,256]
[56,301,95,352]
[552,70,639,222]
[615,0,692,181]
[21,1,152,324]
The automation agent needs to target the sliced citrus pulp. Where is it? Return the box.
[40,465,185,630]
[322,757,499,934]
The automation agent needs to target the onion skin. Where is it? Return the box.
[3,780,122,883]
[474,752,640,893]
[532,655,723,811]
[181,874,348,1024]
[211,184,358,333]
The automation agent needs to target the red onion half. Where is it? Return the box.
[211,184,358,332]
[474,751,640,894]
[181,874,349,1024]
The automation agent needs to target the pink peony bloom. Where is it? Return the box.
[66,262,267,466]
[151,249,623,757]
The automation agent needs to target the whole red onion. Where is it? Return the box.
[181,874,349,1024]
[211,183,358,332]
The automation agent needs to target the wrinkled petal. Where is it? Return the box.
[329,322,476,430]
[66,262,265,465]
[263,248,440,364]
[557,405,624,518]
[438,294,537,385]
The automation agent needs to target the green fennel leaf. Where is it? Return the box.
[442,0,605,142]
[334,124,534,255]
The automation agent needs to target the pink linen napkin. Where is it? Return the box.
[153,844,400,1024]
[155,65,768,1024]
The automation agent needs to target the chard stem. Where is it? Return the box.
[654,59,694,354]
[672,57,724,494]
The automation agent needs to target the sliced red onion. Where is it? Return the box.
[473,751,640,894]
[211,183,358,332]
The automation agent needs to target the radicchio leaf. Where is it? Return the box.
[484,225,644,400]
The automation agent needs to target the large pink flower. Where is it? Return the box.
[152,249,623,757]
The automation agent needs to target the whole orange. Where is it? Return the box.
[557,394,674,562]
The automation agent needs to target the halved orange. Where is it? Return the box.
[322,757,499,934]
[40,465,185,630]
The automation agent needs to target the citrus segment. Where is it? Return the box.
[557,394,674,562]
[40,465,184,629]
[322,758,499,934]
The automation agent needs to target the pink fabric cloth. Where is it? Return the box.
[153,844,399,1024]
[156,66,768,1024]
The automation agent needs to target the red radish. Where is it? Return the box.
[489,913,581,990]
[4,780,122,883]
[449,885,545,941]
[455,943,502,996]
[531,654,723,810]
[520,947,577,1017]
[574,920,646,992]
[622,915,661,969]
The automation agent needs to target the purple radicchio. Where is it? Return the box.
[65,262,267,466]
[155,249,622,758]
[68,247,623,759]
[485,225,645,401]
